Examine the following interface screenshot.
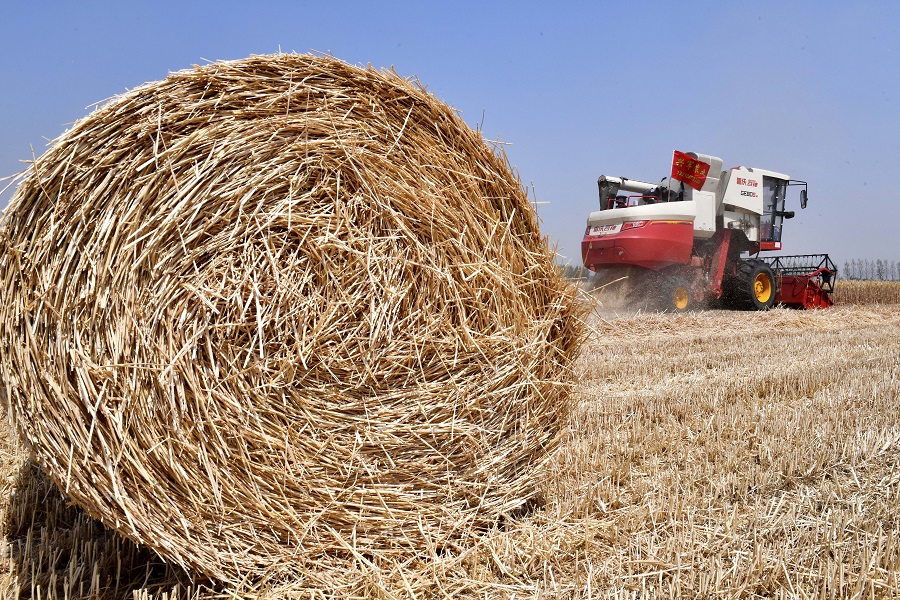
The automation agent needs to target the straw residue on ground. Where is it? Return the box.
[4,296,900,597]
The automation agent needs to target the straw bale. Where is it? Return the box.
[0,53,583,583]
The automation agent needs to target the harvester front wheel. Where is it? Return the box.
[662,277,693,313]
[727,260,776,311]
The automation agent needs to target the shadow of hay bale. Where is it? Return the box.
[3,460,202,600]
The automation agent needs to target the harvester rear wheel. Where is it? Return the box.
[725,259,776,311]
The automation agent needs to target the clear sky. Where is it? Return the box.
[1,1,898,268]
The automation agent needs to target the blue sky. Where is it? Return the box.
[1,1,898,267]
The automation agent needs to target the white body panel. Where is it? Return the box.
[721,167,763,215]
[686,189,717,238]
[723,209,760,242]
[688,152,724,194]
[599,176,658,194]
[586,153,790,246]
[677,153,723,238]
[720,166,790,216]
[587,200,697,227]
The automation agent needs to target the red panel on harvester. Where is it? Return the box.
[776,275,834,309]
[582,220,694,271]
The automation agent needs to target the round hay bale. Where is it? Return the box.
[0,54,583,582]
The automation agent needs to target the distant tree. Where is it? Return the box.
[841,258,900,280]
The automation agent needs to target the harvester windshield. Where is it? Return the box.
[760,176,787,244]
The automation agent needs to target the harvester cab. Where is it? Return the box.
[582,151,836,311]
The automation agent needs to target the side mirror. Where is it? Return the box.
[800,189,807,209]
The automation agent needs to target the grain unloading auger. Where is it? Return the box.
[582,151,836,311]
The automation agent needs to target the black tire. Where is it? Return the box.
[724,259,776,311]
[659,277,693,313]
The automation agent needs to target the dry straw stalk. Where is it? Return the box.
[0,53,584,584]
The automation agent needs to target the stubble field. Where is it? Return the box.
[2,280,899,598]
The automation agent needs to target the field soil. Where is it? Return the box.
[3,286,900,598]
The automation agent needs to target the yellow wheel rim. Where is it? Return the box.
[673,287,689,310]
[754,273,772,303]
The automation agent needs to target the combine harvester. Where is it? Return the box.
[582,150,836,311]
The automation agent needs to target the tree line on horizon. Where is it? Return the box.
[842,259,900,281]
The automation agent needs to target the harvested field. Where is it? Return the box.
[3,296,899,598]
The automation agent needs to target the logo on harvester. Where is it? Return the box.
[589,224,621,236]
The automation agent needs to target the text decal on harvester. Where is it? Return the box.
[589,224,622,236]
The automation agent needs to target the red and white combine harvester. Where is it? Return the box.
[582,151,836,311]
